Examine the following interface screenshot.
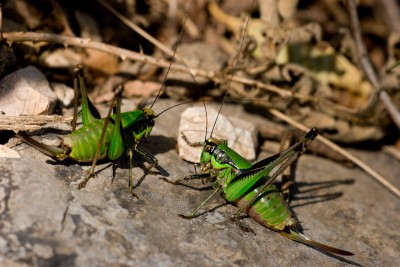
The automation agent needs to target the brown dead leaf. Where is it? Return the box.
[123,80,162,98]
[82,49,119,75]
[42,48,82,69]
[91,91,115,104]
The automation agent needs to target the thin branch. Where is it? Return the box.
[0,115,72,131]
[98,0,176,58]
[0,2,3,31]
[98,0,204,106]
[2,31,316,103]
[347,0,400,130]
[382,145,400,161]
[269,108,400,199]
[379,0,400,32]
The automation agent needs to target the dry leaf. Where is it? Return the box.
[124,80,162,98]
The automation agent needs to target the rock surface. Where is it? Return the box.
[178,106,258,163]
[0,99,399,267]
[0,145,20,158]
[0,66,57,115]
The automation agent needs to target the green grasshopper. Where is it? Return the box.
[17,0,204,195]
[18,66,158,192]
[162,0,354,256]
[167,128,353,256]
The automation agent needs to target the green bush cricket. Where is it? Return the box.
[163,1,354,256]
[16,0,199,194]
[18,66,158,193]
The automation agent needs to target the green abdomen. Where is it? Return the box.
[236,183,297,231]
[63,119,114,162]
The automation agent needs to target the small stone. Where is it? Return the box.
[32,243,54,259]
[178,107,258,163]
[42,49,81,69]
[0,66,57,115]
[0,145,20,158]
[52,83,75,107]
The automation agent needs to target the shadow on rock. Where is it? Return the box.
[290,178,355,208]
[145,135,177,155]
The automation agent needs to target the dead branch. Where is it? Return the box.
[2,31,316,103]
[347,0,400,131]
[269,108,400,199]
[380,0,400,32]
[0,115,72,131]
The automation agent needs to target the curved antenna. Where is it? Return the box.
[101,0,208,137]
[146,1,208,141]
[210,0,254,138]
[155,95,278,119]
[150,0,194,108]
[155,95,280,119]
[156,99,213,118]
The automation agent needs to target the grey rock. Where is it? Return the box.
[0,99,399,266]
[52,83,75,108]
[0,145,20,158]
[0,66,57,115]
[178,106,258,163]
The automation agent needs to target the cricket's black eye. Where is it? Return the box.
[204,145,213,153]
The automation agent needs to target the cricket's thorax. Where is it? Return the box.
[212,147,239,168]
[119,109,156,141]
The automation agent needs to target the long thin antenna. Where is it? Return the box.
[156,99,213,118]
[149,0,193,108]
[209,0,255,138]
[145,0,208,138]
[98,0,208,130]
[149,4,191,108]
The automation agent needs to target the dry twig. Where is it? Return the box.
[347,0,400,130]
[0,115,72,131]
[380,0,400,32]
[2,31,316,103]
[269,108,400,199]
[97,0,176,59]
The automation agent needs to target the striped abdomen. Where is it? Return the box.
[62,118,114,162]
[234,182,297,231]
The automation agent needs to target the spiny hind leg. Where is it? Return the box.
[233,129,318,217]
[160,172,211,185]
[277,130,297,203]
[275,129,318,202]
[125,145,158,196]
[71,67,80,131]
[73,65,101,128]
[127,148,138,198]
[179,185,221,219]
[135,145,159,174]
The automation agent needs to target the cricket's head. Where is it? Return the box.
[141,108,156,138]
[199,137,227,166]
[127,108,155,142]
[143,108,156,121]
